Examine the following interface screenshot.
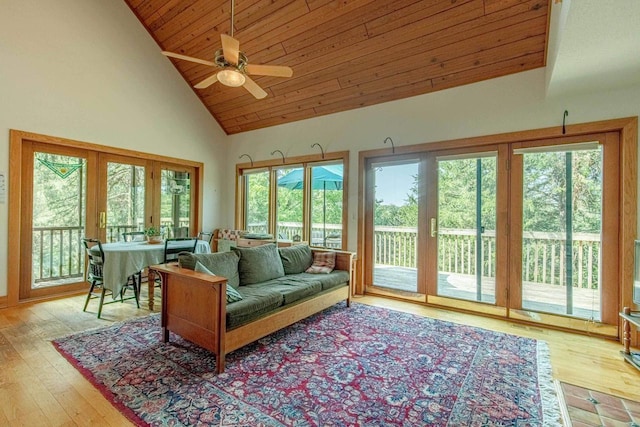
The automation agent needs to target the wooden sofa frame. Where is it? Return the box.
[150,249,355,374]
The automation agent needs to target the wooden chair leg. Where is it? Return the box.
[83,282,96,312]
[97,287,107,319]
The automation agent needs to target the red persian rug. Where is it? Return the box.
[53,303,561,426]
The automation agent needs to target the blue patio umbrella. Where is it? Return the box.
[277,165,343,244]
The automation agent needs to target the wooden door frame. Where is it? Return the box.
[7,130,204,307]
[357,117,637,338]
[508,132,620,335]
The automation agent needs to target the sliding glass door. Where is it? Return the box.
[362,131,620,333]
[434,153,497,304]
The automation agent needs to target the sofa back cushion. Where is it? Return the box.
[233,243,285,285]
[194,261,243,303]
[278,244,313,274]
[178,251,241,289]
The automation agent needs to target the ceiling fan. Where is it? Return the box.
[161,0,293,99]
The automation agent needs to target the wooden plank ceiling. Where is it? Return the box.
[125,0,550,135]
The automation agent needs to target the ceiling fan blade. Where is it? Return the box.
[220,34,240,65]
[245,64,293,78]
[243,75,268,99]
[162,51,216,67]
[194,73,219,89]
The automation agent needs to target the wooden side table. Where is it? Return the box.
[620,307,640,371]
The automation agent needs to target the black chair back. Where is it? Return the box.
[82,238,104,281]
[198,231,214,245]
[163,237,198,263]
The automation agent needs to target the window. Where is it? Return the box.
[238,153,348,249]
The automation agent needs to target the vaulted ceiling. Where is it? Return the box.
[125,0,550,134]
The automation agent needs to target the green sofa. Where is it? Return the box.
[178,243,351,329]
[152,243,355,373]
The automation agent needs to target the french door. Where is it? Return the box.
[363,133,621,334]
[17,138,198,301]
[20,142,94,300]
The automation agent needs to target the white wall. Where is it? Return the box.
[0,0,227,296]
[227,68,640,251]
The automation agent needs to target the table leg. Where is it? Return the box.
[148,269,155,311]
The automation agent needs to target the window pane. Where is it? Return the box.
[521,146,602,321]
[245,171,270,234]
[32,153,86,288]
[276,167,304,240]
[105,162,145,242]
[310,164,343,248]
[436,156,497,303]
[372,161,419,292]
[161,170,191,238]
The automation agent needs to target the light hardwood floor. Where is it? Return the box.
[1,290,639,426]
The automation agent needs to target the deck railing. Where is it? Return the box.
[375,227,600,290]
[31,222,600,290]
[31,218,191,285]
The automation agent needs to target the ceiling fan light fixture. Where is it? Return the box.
[217,69,245,87]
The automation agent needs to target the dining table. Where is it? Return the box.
[92,239,210,310]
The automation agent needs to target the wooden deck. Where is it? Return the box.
[373,265,601,320]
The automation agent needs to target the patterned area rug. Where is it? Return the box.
[53,303,561,426]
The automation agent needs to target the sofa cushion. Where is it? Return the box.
[194,262,243,304]
[290,270,350,291]
[225,286,283,329]
[233,243,285,285]
[245,276,322,305]
[306,251,336,274]
[278,244,313,274]
[178,251,240,289]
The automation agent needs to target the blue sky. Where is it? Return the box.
[374,162,419,206]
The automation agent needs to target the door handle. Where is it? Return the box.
[99,211,106,229]
[430,218,437,237]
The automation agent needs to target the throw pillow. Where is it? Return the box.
[233,243,285,285]
[305,251,336,274]
[194,261,243,303]
[278,244,313,274]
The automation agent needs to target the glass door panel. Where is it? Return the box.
[244,170,270,234]
[160,168,193,238]
[104,161,146,242]
[27,147,89,297]
[310,164,344,249]
[275,167,304,240]
[372,160,419,293]
[519,144,602,321]
[436,154,497,303]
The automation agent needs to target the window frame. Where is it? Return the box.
[236,151,349,249]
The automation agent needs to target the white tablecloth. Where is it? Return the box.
[92,240,210,298]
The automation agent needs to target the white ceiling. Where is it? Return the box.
[547,0,640,97]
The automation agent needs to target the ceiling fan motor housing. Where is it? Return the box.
[214,49,248,73]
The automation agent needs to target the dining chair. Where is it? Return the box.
[163,237,199,263]
[82,238,140,318]
[197,231,214,245]
[122,231,146,242]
